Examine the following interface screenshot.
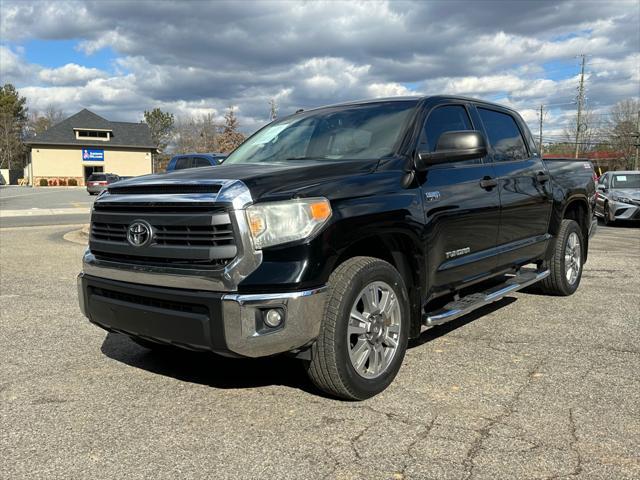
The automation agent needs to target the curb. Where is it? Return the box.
[64,224,90,245]
[0,207,91,218]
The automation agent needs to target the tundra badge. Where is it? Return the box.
[445,247,471,259]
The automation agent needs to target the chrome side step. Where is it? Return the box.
[423,268,550,327]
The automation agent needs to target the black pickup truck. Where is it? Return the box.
[78,96,597,400]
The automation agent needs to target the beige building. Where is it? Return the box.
[25,109,155,186]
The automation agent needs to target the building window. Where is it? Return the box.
[75,130,111,141]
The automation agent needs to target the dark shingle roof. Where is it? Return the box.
[26,109,156,149]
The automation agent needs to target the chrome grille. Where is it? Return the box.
[91,222,235,247]
[91,222,127,242]
[89,205,237,266]
[154,224,234,247]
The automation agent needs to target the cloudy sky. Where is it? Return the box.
[1,0,638,139]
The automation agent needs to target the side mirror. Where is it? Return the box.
[596,184,606,192]
[415,130,487,171]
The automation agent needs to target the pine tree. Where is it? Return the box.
[0,84,28,172]
[217,107,245,153]
[143,107,175,153]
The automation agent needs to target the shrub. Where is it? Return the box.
[39,178,48,187]
[58,178,67,186]
[68,178,78,186]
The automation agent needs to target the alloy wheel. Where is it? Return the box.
[347,281,401,379]
[565,232,581,285]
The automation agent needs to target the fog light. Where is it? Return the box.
[264,309,283,328]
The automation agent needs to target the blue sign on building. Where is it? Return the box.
[82,148,104,161]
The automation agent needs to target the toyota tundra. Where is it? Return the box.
[78,96,597,400]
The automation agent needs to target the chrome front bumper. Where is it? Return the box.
[78,273,326,358]
[221,288,326,357]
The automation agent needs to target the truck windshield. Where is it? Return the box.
[223,101,417,165]
[611,173,640,189]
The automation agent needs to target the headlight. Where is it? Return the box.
[612,195,631,204]
[246,197,332,249]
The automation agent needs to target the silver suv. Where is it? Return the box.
[595,170,640,224]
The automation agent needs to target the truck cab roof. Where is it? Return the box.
[304,95,520,116]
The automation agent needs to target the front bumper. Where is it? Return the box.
[78,273,326,358]
[86,185,107,194]
[611,201,640,221]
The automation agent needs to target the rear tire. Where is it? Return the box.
[305,257,410,400]
[538,219,584,296]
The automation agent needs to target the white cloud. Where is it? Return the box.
[0,45,37,84]
[38,63,106,85]
[0,0,637,137]
[367,82,415,98]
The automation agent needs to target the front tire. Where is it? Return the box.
[305,257,410,400]
[539,219,584,296]
[603,202,613,225]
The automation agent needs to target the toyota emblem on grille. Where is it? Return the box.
[127,221,152,247]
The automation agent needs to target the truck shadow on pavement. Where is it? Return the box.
[100,332,319,394]
[100,297,517,395]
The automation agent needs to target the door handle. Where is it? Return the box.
[479,177,498,190]
[536,171,550,183]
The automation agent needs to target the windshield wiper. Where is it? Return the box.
[284,156,329,161]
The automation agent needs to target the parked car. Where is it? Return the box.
[86,173,119,195]
[166,153,226,172]
[594,170,640,224]
[78,96,597,400]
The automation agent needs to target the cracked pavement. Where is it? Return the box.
[1,222,639,479]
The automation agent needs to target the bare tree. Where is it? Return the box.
[199,113,218,152]
[28,105,65,136]
[563,108,599,154]
[174,114,219,154]
[605,99,639,169]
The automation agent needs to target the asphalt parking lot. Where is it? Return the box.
[0,186,93,227]
[1,200,639,478]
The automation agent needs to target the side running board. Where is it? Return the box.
[423,268,550,327]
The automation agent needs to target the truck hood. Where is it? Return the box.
[111,160,379,202]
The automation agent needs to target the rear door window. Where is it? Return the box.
[477,108,528,162]
[193,157,211,167]
[174,157,192,170]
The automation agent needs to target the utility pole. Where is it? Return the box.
[574,54,587,159]
[635,109,639,171]
[538,104,544,157]
[269,99,278,122]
